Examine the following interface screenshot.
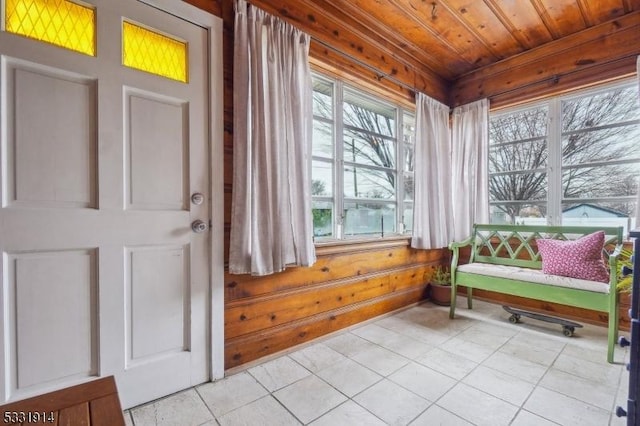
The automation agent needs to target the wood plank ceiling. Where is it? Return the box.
[338,0,638,80]
[243,0,640,106]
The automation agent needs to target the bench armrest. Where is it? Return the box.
[608,244,623,285]
[449,236,474,273]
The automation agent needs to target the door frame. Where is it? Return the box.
[138,0,225,381]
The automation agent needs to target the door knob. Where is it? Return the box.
[192,220,208,233]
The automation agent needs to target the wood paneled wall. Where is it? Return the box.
[183,0,637,371]
[225,242,449,369]
[184,0,449,371]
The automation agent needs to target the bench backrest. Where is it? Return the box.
[470,224,623,269]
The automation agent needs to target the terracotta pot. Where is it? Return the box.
[429,283,452,306]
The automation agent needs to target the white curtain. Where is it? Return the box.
[411,93,453,249]
[229,0,316,275]
[451,99,490,241]
[635,56,640,230]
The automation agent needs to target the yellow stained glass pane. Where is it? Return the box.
[5,0,95,56]
[122,21,188,83]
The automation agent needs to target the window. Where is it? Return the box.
[311,75,414,240]
[5,0,96,56]
[122,21,188,83]
[489,80,640,233]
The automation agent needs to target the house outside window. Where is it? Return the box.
[311,74,415,240]
[489,80,640,234]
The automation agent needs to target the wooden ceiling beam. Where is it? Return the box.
[450,11,640,107]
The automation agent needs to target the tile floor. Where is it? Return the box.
[124,300,631,425]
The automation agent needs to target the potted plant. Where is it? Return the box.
[429,265,452,306]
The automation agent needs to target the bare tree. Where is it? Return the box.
[313,84,398,199]
[490,87,640,222]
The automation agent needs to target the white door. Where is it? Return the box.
[0,0,214,408]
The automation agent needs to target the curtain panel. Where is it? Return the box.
[229,0,316,275]
[451,99,490,241]
[411,93,453,249]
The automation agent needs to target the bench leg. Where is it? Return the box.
[607,304,619,363]
[449,284,457,319]
[467,287,473,310]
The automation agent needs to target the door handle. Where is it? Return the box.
[191,220,208,233]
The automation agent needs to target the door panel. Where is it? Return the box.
[0,0,211,409]
[8,61,97,208]
[126,89,189,211]
[10,250,98,389]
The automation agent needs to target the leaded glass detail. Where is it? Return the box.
[5,0,96,56]
[122,21,188,83]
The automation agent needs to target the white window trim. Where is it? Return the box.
[312,73,415,241]
[489,77,640,227]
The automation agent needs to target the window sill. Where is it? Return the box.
[314,235,412,256]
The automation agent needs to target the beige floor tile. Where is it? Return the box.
[439,336,496,363]
[508,329,567,353]
[409,405,474,426]
[539,367,617,410]
[437,383,519,426]
[455,323,515,350]
[218,395,300,426]
[384,322,451,346]
[315,357,382,397]
[482,351,549,384]
[561,340,612,364]
[196,371,268,417]
[351,345,410,376]
[273,375,347,424]
[552,352,622,387]
[379,333,434,360]
[524,386,610,426]
[353,379,430,425]
[414,347,479,380]
[289,343,348,373]
[388,362,456,402]
[248,355,310,392]
[323,332,378,358]
[510,410,560,426]
[352,323,401,343]
[125,300,627,426]
[498,336,562,366]
[309,401,386,426]
[123,411,134,426]
[130,389,214,426]
[419,311,475,336]
[462,365,535,406]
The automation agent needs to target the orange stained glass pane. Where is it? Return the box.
[122,21,188,83]
[5,0,96,56]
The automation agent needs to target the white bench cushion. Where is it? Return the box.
[457,263,610,294]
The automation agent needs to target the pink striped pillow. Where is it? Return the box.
[536,231,609,283]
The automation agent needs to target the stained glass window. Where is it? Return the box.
[122,21,188,83]
[5,0,96,56]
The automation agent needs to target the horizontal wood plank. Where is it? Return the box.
[225,246,447,301]
[225,285,428,368]
[451,12,640,106]
[225,265,430,338]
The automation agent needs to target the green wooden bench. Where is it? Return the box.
[449,224,624,363]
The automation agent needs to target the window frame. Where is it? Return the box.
[488,78,640,229]
[311,73,415,241]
